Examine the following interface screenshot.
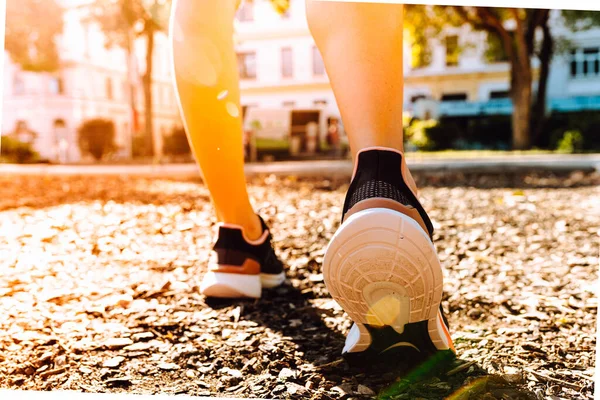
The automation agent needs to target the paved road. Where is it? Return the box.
[1,154,599,178]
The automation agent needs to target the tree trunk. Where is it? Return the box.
[511,63,533,150]
[531,21,553,147]
[510,15,533,151]
[142,27,155,158]
[126,27,137,158]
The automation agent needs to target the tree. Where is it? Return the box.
[78,119,116,161]
[405,6,551,150]
[84,0,286,159]
[4,0,64,72]
[531,11,600,146]
[86,0,171,158]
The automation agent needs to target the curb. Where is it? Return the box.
[1,156,599,178]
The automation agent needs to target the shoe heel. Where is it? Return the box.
[200,272,261,298]
[324,208,452,356]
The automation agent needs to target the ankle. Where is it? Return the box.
[243,214,264,241]
[217,212,264,242]
[351,147,417,195]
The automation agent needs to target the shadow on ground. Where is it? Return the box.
[205,282,537,400]
[1,172,596,399]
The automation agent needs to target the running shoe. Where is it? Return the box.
[322,147,455,366]
[200,215,285,298]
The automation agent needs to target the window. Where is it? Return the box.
[441,93,468,102]
[106,77,113,100]
[282,101,296,107]
[49,77,64,95]
[13,73,25,95]
[281,47,293,78]
[445,35,459,67]
[490,90,509,99]
[314,99,327,107]
[313,46,325,76]
[237,52,257,79]
[236,1,254,22]
[570,47,600,78]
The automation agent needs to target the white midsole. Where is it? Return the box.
[200,272,261,298]
[200,271,285,298]
[323,207,450,353]
[261,272,286,288]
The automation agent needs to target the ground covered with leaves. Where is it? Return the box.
[0,171,597,399]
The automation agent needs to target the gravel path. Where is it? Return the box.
[0,171,597,399]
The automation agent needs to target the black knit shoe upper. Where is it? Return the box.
[213,216,284,276]
[342,149,435,238]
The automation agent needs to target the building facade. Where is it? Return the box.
[234,1,600,120]
[2,0,182,163]
[3,0,599,162]
[234,0,338,117]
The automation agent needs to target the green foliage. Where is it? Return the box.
[406,116,512,151]
[406,112,600,152]
[268,0,290,15]
[484,31,511,63]
[0,136,40,163]
[556,130,584,153]
[561,10,600,32]
[4,0,64,72]
[78,119,116,161]
[85,0,172,158]
[255,138,289,151]
[163,127,191,156]
[546,112,600,151]
[404,5,447,69]
[250,120,263,130]
[404,119,437,151]
[86,0,171,49]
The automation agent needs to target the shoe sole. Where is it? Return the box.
[200,271,285,299]
[322,208,454,364]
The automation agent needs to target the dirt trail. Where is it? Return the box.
[0,172,597,399]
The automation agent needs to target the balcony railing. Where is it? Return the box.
[436,95,600,117]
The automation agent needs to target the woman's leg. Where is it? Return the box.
[306,0,405,156]
[170,0,262,240]
[307,1,454,362]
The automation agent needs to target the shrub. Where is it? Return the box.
[78,118,116,161]
[546,112,600,151]
[556,130,584,153]
[0,136,39,163]
[163,127,191,156]
[405,119,437,151]
[131,135,148,158]
[406,115,511,151]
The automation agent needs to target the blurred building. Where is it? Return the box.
[2,0,181,163]
[4,0,600,162]
[235,1,600,120]
[234,0,337,117]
